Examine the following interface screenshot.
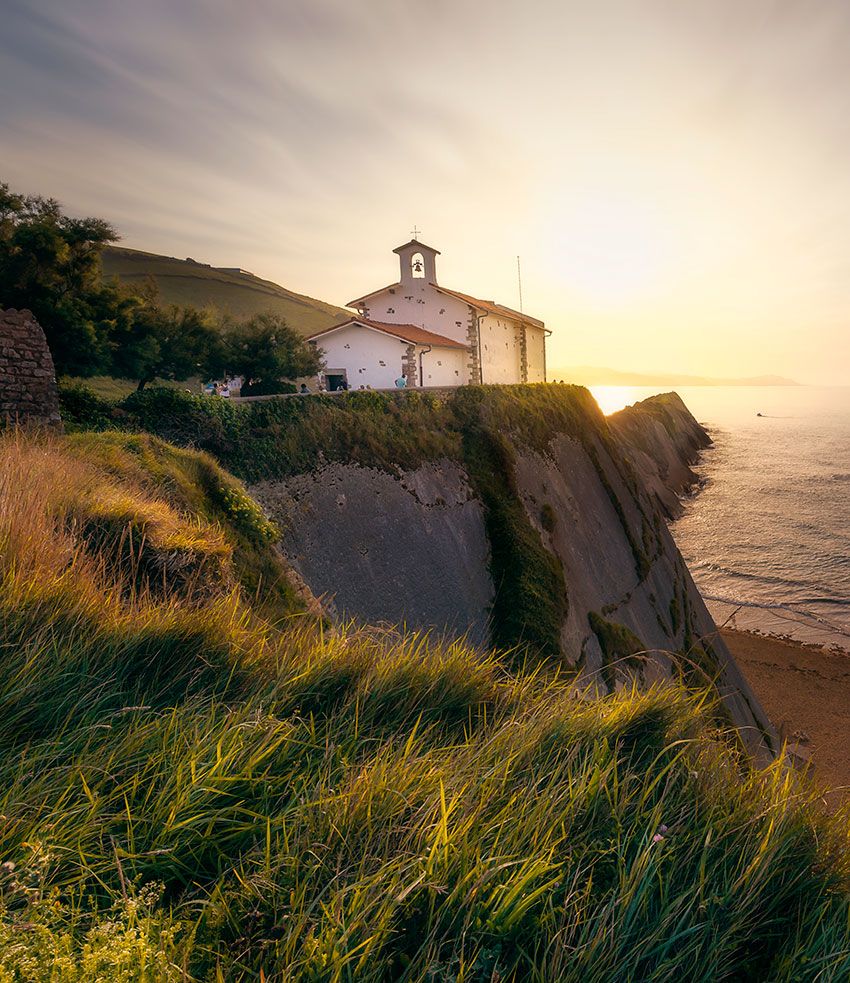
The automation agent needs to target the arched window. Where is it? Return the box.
[411,252,425,278]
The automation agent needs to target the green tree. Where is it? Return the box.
[111,295,225,390]
[224,312,321,393]
[0,182,121,376]
[0,180,229,389]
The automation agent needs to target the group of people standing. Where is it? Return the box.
[204,377,241,397]
[204,370,410,398]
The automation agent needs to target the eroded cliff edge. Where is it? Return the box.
[609,391,712,519]
[245,385,774,762]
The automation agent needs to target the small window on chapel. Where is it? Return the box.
[411,252,425,278]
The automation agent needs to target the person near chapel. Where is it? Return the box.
[394,372,407,388]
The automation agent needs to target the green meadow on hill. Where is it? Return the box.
[62,251,339,399]
[101,246,349,337]
[1,423,850,980]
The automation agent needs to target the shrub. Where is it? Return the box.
[121,387,242,457]
[588,611,647,692]
[239,379,297,397]
[57,381,114,430]
[212,482,278,545]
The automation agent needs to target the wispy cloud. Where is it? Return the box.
[2,0,850,381]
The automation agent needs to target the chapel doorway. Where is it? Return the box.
[325,370,348,392]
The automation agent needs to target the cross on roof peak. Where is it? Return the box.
[410,225,421,240]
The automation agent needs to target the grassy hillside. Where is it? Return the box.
[2,427,850,979]
[101,245,350,336]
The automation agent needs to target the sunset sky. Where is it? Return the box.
[2,0,849,384]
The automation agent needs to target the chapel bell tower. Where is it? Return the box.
[394,237,440,286]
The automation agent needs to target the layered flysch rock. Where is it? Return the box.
[251,389,776,763]
[609,391,711,518]
[253,460,493,646]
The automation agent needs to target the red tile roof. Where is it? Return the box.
[431,285,545,328]
[308,317,468,350]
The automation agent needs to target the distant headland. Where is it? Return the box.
[552,365,800,387]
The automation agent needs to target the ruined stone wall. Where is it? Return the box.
[0,309,62,428]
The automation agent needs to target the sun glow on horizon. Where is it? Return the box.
[541,190,677,307]
[589,386,645,416]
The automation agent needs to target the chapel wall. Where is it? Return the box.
[479,315,524,384]
[317,324,409,390]
[526,326,547,382]
[420,347,467,387]
[360,283,469,345]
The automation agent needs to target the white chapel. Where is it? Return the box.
[308,239,549,390]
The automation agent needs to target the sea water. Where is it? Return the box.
[590,385,850,650]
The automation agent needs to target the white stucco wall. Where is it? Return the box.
[479,314,524,384]
[316,324,409,390]
[526,326,547,382]
[356,296,547,386]
[316,324,469,389]
[359,283,470,346]
[420,347,468,387]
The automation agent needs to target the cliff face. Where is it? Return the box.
[247,386,775,762]
[254,460,494,646]
[609,391,712,519]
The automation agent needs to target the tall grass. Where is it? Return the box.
[1,431,849,980]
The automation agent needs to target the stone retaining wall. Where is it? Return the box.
[232,385,462,403]
[0,309,62,429]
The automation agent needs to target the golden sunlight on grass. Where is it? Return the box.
[2,428,850,978]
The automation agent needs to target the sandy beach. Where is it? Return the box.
[723,628,850,807]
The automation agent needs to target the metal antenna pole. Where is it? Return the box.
[517,255,524,316]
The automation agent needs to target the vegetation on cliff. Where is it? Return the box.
[588,611,647,692]
[60,383,660,663]
[0,429,849,979]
